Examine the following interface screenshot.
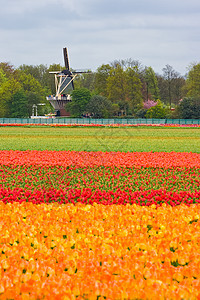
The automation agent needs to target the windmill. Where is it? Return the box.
[46,47,91,116]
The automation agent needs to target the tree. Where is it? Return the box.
[107,65,127,114]
[178,97,200,119]
[66,88,91,117]
[74,72,95,92]
[172,76,186,105]
[0,78,21,117]
[86,95,112,118]
[110,103,120,117]
[9,89,28,118]
[143,99,158,110]
[0,63,59,117]
[125,67,143,114]
[0,62,16,79]
[162,64,175,108]
[185,63,200,97]
[0,68,7,85]
[17,72,45,95]
[106,62,144,116]
[110,58,143,73]
[17,71,51,116]
[18,64,54,96]
[94,64,111,96]
[144,67,160,101]
[18,64,47,84]
[162,65,185,108]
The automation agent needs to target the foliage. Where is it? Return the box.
[0,60,199,119]
[9,89,28,118]
[110,58,143,73]
[17,72,45,95]
[136,98,159,118]
[75,73,95,92]
[178,97,200,119]
[161,65,185,107]
[162,64,177,107]
[86,95,112,118]
[18,64,48,88]
[172,76,186,104]
[26,91,50,117]
[145,99,167,119]
[0,62,16,78]
[18,63,65,96]
[111,103,120,116]
[0,63,52,117]
[66,88,91,117]
[107,65,127,107]
[135,108,147,118]
[106,65,143,116]
[125,67,143,114]
[144,66,160,101]
[94,64,112,96]
[185,63,200,97]
[0,66,29,116]
[0,78,21,117]
[0,68,7,85]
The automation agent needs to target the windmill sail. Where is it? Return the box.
[58,76,74,94]
[63,47,70,70]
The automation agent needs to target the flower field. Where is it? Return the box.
[0,149,200,299]
[0,151,200,207]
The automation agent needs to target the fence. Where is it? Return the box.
[0,118,200,125]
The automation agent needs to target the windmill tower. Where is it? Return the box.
[46,47,90,116]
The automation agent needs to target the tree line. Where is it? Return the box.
[0,60,200,119]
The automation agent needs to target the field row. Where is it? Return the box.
[0,164,200,207]
[0,126,199,152]
[0,150,200,168]
[1,202,200,299]
[0,151,200,207]
[1,123,200,127]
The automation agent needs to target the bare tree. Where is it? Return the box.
[162,65,182,108]
[110,58,143,73]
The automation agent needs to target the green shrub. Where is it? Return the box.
[178,97,200,119]
[145,100,167,119]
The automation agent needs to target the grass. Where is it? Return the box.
[0,126,199,152]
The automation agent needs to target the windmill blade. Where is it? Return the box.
[73,70,92,74]
[71,79,74,90]
[63,47,70,70]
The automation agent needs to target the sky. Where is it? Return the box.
[0,0,200,76]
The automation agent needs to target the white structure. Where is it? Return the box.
[31,103,46,118]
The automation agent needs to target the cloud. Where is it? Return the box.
[60,0,200,16]
[0,0,200,75]
[0,0,78,30]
